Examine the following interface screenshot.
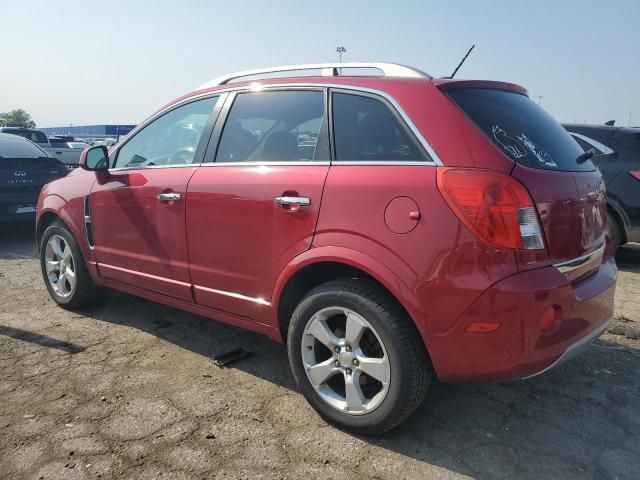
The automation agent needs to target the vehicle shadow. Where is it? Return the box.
[616,242,640,273]
[1,226,638,476]
[80,289,640,478]
[0,220,38,259]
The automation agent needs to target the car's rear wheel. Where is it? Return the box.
[40,221,101,309]
[606,212,623,252]
[287,279,431,435]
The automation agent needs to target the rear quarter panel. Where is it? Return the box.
[311,165,519,333]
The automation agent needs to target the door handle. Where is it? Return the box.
[274,196,311,207]
[157,192,182,202]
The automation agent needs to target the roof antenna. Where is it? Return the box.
[450,44,475,79]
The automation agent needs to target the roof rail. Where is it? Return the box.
[196,62,431,90]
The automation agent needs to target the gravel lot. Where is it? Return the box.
[1,222,639,480]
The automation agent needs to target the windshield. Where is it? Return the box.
[446,88,595,172]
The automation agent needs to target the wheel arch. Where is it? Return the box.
[272,247,426,344]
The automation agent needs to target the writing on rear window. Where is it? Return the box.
[447,88,594,172]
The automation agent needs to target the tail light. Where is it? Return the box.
[437,168,545,250]
[630,171,640,181]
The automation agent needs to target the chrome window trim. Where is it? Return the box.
[568,132,615,155]
[199,161,330,167]
[553,244,605,274]
[109,163,200,172]
[119,83,444,169]
[331,161,434,166]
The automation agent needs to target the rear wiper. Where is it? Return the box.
[576,149,595,164]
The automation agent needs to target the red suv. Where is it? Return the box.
[36,63,616,434]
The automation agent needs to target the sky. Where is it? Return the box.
[1,0,638,128]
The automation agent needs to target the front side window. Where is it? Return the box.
[332,92,424,162]
[215,90,327,163]
[115,96,217,168]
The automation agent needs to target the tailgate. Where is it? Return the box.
[512,164,606,263]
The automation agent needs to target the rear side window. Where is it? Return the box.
[332,92,423,162]
[215,90,328,163]
[447,88,594,172]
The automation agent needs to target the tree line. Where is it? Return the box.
[0,109,36,128]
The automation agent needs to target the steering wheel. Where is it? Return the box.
[167,148,195,165]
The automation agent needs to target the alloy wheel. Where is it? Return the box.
[44,234,77,298]
[301,306,390,415]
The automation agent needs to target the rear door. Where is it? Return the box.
[186,89,330,322]
[445,88,607,264]
[90,95,220,300]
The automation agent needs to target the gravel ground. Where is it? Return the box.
[1,221,639,480]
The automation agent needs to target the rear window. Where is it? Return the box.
[0,136,48,158]
[2,128,48,144]
[447,88,594,172]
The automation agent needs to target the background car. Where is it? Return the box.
[564,123,640,249]
[0,126,50,148]
[0,133,67,221]
[47,136,88,169]
[90,138,117,147]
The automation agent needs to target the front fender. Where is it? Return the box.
[269,245,427,333]
[37,193,100,283]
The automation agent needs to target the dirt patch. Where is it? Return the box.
[1,224,639,479]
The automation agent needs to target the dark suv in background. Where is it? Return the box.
[564,123,640,249]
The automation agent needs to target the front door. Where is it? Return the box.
[187,89,330,322]
[91,96,219,301]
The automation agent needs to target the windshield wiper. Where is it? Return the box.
[576,149,595,164]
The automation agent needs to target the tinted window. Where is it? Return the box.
[0,136,48,158]
[2,129,48,144]
[572,135,598,153]
[49,138,70,148]
[116,97,217,168]
[215,90,327,163]
[447,88,593,171]
[332,92,423,162]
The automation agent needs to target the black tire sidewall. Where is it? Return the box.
[287,285,420,433]
[606,216,622,251]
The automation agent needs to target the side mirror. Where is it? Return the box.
[80,146,109,171]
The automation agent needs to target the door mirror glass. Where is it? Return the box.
[80,146,109,171]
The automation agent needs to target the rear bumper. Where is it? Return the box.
[425,252,617,382]
[0,192,39,221]
[522,315,613,379]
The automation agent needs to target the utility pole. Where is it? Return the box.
[537,96,543,107]
[629,111,633,127]
[336,46,346,63]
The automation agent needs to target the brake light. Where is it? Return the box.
[437,168,545,250]
[630,171,640,181]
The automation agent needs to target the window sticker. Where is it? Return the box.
[492,125,527,158]
[491,125,557,168]
[516,133,557,168]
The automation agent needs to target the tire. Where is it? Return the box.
[606,214,622,253]
[40,220,102,309]
[287,278,431,435]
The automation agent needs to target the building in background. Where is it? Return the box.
[40,124,136,141]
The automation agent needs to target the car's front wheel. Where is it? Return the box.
[40,221,101,309]
[287,279,431,435]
